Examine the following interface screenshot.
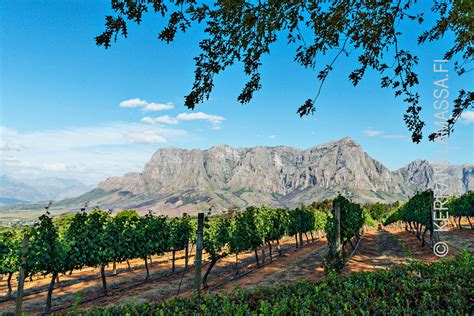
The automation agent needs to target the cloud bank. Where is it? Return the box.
[0,123,186,184]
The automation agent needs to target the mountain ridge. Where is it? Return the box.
[2,138,472,216]
[0,175,92,205]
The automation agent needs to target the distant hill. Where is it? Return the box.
[21,177,93,201]
[0,175,45,204]
[0,175,92,205]
[0,197,30,206]
[17,137,470,216]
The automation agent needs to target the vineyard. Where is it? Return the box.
[0,204,331,314]
[69,251,474,315]
[0,192,473,314]
[385,191,474,247]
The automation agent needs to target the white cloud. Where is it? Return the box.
[142,102,174,112]
[119,98,174,111]
[119,98,148,108]
[362,129,407,140]
[42,163,67,171]
[141,115,179,125]
[127,132,167,144]
[269,135,277,139]
[460,111,474,125]
[362,129,384,137]
[177,112,225,129]
[177,112,225,124]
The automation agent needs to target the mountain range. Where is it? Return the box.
[8,137,468,216]
[0,175,92,205]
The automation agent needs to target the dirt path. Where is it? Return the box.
[345,230,407,272]
[443,228,474,252]
[221,239,326,291]
[386,227,453,263]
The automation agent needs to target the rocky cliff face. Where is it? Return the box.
[394,160,474,195]
[81,137,472,215]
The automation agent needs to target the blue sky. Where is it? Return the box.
[1,0,472,185]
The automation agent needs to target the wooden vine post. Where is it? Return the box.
[194,212,204,296]
[15,234,29,316]
[334,200,341,255]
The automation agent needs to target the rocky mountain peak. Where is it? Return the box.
[61,138,473,216]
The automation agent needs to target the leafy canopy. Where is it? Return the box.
[97,0,472,143]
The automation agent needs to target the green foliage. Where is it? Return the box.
[368,203,386,222]
[313,210,327,232]
[0,228,22,275]
[448,191,474,218]
[203,216,231,259]
[139,211,170,259]
[308,199,333,213]
[114,210,141,262]
[337,196,364,244]
[83,209,112,268]
[254,206,287,243]
[64,211,89,271]
[384,190,432,229]
[325,195,364,271]
[363,209,378,227]
[77,252,474,315]
[64,209,171,282]
[384,190,433,246]
[229,207,262,254]
[53,213,75,238]
[287,206,314,236]
[169,214,193,252]
[26,212,66,276]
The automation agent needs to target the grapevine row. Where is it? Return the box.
[0,205,327,313]
[384,190,473,247]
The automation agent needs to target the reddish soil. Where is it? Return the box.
[383,225,471,261]
[345,224,470,274]
[388,228,439,262]
[448,227,474,238]
[443,227,474,252]
[220,239,326,291]
[346,230,407,272]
